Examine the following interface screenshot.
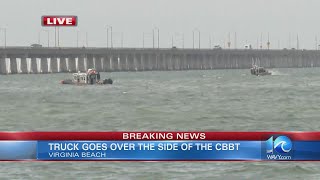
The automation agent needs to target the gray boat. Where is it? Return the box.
[60,69,113,85]
[250,65,271,76]
[250,57,272,76]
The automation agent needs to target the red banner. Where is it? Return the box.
[42,16,77,26]
[0,132,318,141]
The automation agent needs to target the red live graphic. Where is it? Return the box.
[42,16,77,26]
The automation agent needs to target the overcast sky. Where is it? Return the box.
[0,0,319,49]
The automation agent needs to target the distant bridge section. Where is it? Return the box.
[0,47,320,74]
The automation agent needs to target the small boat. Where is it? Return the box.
[60,69,113,85]
[250,58,271,76]
[250,65,271,76]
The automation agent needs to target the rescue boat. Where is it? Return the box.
[60,69,113,85]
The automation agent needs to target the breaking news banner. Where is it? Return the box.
[0,132,320,161]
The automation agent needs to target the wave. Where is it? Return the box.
[270,70,288,76]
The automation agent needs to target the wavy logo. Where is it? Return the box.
[266,136,292,154]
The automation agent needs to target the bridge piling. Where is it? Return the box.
[68,57,76,72]
[77,56,85,72]
[95,56,102,71]
[40,57,48,73]
[59,57,68,72]
[87,55,94,69]
[9,57,18,74]
[0,57,6,74]
[20,57,28,74]
[49,57,58,73]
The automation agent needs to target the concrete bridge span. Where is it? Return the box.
[0,47,320,74]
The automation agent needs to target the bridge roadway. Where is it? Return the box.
[0,47,320,74]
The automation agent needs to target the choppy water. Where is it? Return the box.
[0,68,320,179]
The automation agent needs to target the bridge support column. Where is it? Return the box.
[166,54,173,70]
[119,55,126,71]
[10,57,17,74]
[160,54,167,70]
[208,55,213,69]
[151,54,156,70]
[95,56,102,71]
[171,55,176,70]
[231,55,237,69]
[179,55,186,70]
[108,56,113,71]
[203,55,209,69]
[87,55,94,69]
[154,54,160,70]
[186,55,191,69]
[109,56,115,71]
[133,54,140,71]
[199,55,204,69]
[189,55,194,69]
[30,58,38,73]
[49,57,58,73]
[41,58,48,73]
[59,57,68,72]
[125,55,129,71]
[20,57,28,74]
[127,55,134,71]
[110,56,118,71]
[68,57,76,72]
[140,54,145,71]
[110,56,115,71]
[200,55,204,69]
[118,56,122,71]
[0,57,6,74]
[173,55,181,70]
[77,56,85,72]
[225,54,230,69]
[196,55,202,69]
[149,54,156,70]
[215,54,223,69]
[142,54,148,70]
[190,55,196,69]
[146,54,152,70]
[103,56,110,71]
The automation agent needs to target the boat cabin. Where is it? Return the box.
[72,69,101,84]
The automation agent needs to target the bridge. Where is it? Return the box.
[0,47,320,74]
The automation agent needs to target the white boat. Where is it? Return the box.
[250,58,271,76]
[60,69,113,85]
[250,65,271,76]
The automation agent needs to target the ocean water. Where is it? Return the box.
[0,68,320,179]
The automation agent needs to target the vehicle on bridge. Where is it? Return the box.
[31,44,42,48]
[213,45,222,49]
[244,44,252,49]
[60,69,113,85]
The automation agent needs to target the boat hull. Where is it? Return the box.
[250,68,272,76]
[60,79,113,85]
[255,72,271,76]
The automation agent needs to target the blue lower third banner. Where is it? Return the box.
[2,140,320,160]
[37,141,260,160]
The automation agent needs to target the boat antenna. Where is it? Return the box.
[227,32,231,49]
[234,32,237,49]
[315,36,318,50]
[267,33,270,50]
[296,34,299,50]
[260,33,263,49]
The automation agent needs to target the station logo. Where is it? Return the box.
[42,16,77,26]
[265,136,292,160]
